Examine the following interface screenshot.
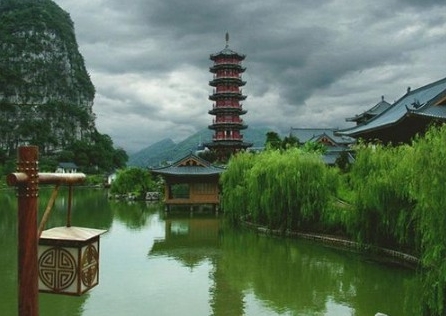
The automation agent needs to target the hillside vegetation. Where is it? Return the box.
[0,0,127,174]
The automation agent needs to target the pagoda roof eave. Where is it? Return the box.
[209,79,246,87]
[209,94,247,101]
[204,141,253,148]
[210,47,245,60]
[208,109,247,115]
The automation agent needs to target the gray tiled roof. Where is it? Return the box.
[338,77,446,136]
[289,128,355,145]
[346,97,392,121]
[151,153,225,176]
[152,166,224,176]
[210,46,245,59]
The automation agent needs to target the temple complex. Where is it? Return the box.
[204,33,252,160]
[337,77,446,144]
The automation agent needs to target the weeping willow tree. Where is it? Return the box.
[347,125,446,315]
[220,152,256,223]
[410,125,446,315]
[221,148,338,232]
[347,143,418,251]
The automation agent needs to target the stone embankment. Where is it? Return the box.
[243,221,420,268]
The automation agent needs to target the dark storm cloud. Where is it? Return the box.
[53,0,446,152]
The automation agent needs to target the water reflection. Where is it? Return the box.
[110,200,161,230]
[150,213,222,268]
[0,189,421,315]
[148,213,421,315]
[218,230,420,315]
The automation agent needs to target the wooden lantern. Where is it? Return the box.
[38,226,106,296]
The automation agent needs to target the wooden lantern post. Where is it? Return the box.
[6,146,86,316]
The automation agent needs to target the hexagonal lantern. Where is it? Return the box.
[38,226,107,296]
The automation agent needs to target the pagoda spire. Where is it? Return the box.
[225,32,229,48]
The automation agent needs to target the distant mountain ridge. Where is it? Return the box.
[128,127,272,167]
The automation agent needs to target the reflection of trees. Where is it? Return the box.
[38,187,113,230]
[218,229,421,315]
[0,189,19,313]
[110,200,162,230]
[150,215,222,268]
[209,258,244,316]
[149,215,244,316]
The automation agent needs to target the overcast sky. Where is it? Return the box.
[53,0,446,153]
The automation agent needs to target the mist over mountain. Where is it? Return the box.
[128,127,272,167]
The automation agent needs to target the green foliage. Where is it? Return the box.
[264,131,299,150]
[334,150,351,172]
[221,149,337,232]
[85,174,105,186]
[409,125,446,315]
[301,141,326,154]
[220,152,256,223]
[265,131,282,149]
[110,167,157,198]
[347,143,417,251]
[62,131,128,173]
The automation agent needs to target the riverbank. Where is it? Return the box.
[242,220,420,269]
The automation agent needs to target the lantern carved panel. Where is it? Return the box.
[38,227,106,296]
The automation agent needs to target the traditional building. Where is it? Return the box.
[289,128,355,165]
[345,96,391,125]
[204,33,252,160]
[151,153,225,211]
[337,77,446,144]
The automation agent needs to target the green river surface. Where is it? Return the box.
[1,187,422,315]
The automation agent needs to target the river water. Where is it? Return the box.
[1,187,421,315]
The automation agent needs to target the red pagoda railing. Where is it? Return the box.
[213,74,242,79]
[213,59,242,65]
[214,88,243,93]
[212,118,244,124]
[212,104,243,110]
[212,135,243,141]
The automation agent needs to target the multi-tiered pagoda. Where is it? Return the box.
[204,33,252,160]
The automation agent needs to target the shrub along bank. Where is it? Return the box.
[220,125,446,316]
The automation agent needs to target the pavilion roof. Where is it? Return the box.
[151,153,225,177]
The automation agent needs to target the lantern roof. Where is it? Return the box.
[40,226,107,242]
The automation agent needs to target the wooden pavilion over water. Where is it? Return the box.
[151,153,225,212]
